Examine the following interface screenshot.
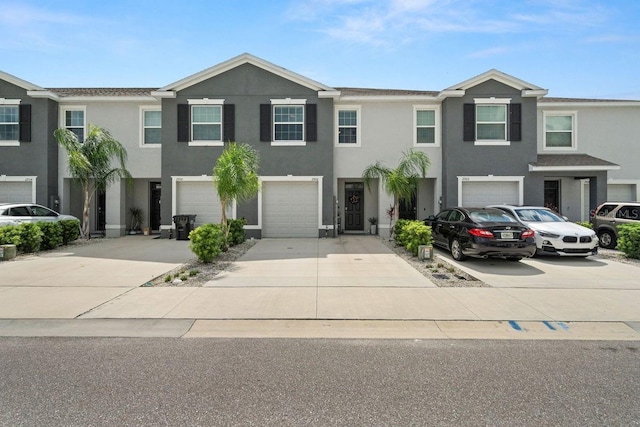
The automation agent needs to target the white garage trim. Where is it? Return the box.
[607,179,640,202]
[259,176,324,237]
[0,176,37,203]
[458,176,524,206]
[171,176,235,228]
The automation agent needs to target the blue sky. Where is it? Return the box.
[2,0,639,99]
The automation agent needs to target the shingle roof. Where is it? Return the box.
[47,88,157,97]
[531,154,619,168]
[335,87,440,97]
[540,96,638,103]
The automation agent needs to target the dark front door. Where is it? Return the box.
[544,180,560,213]
[96,190,106,232]
[345,183,364,231]
[150,182,162,231]
[399,192,417,220]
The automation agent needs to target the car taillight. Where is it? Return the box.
[521,229,535,239]
[468,228,494,238]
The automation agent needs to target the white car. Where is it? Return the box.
[0,203,79,226]
[490,205,598,257]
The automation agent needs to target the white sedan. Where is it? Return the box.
[490,205,598,257]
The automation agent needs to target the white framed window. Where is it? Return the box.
[335,106,360,146]
[271,98,306,146]
[187,99,224,146]
[61,106,86,142]
[140,107,161,146]
[472,98,511,146]
[0,100,20,145]
[414,105,440,146]
[544,111,576,150]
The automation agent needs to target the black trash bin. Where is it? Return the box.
[173,214,197,240]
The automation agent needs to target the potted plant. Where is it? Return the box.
[368,217,378,235]
[129,207,143,234]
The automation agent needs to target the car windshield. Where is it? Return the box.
[515,208,563,222]
[469,211,517,223]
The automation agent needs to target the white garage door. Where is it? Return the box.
[608,184,635,202]
[461,181,519,207]
[263,181,318,238]
[0,181,33,203]
[175,180,225,226]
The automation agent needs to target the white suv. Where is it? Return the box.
[0,203,78,226]
[490,205,598,257]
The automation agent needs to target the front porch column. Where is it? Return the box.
[105,180,126,237]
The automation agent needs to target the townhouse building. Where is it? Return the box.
[1,53,638,238]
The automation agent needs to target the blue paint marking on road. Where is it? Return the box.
[543,321,557,331]
[556,322,570,331]
[508,320,523,331]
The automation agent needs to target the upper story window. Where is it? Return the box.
[177,99,234,147]
[544,111,576,150]
[62,107,86,142]
[260,99,317,146]
[336,106,360,146]
[141,108,161,146]
[464,98,521,146]
[476,105,506,141]
[414,105,440,146]
[0,98,30,146]
[0,105,19,141]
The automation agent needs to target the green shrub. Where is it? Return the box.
[401,221,433,256]
[393,219,412,246]
[617,223,640,259]
[576,221,593,229]
[59,219,81,244]
[227,218,247,246]
[0,224,22,247]
[16,222,43,253]
[38,222,64,250]
[188,223,224,263]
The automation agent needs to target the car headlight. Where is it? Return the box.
[538,231,560,238]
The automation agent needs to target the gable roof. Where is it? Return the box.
[0,70,45,91]
[442,69,548,98]
[529,154,620,172]
[156,53,336,95]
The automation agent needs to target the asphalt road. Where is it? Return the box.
[0,338,638,426]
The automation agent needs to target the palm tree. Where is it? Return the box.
[55,124,131,239]
[212,142,260,248]
[362,149,431,231]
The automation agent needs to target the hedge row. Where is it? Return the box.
[617,223,640,259]
[393,219,433,256]
[188,218,246,263]
[0,219,81,254]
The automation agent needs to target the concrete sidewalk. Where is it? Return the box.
[1,235,639,340]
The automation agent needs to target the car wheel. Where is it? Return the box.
[598,230,617,249]
[506,256,522,262]
[450,239,466,261]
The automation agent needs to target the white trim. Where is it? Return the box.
[270,98,307,105]
[188,103,224,147]
[0,175,37,202]
[447,69,546,93]
[413,105,441,147]
[0,70,44,91]
[539,100,640,108]
[188,98,225,105]
[543,110,577,151]
[335,105,361,147]
[0,102,20,146]
[607,179,640,201]
[59,105,87,139]
[457,176,524,206]
[0,98,20,105]
[139,106,162,148]
[474,97,512,104]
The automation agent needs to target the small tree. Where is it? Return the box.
[363,149,431,235]
[55,124,132,239]
[212,142,260,248]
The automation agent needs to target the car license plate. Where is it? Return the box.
[500,232,514,239]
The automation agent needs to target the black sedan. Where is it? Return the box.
[424,207,536,261]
